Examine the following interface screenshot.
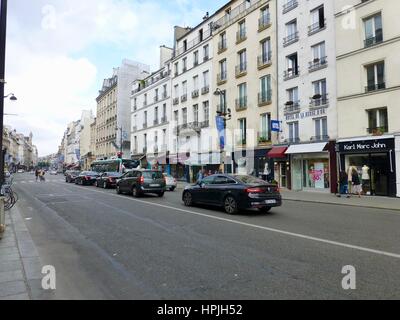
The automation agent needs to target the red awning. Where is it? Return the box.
[267,147,288,159]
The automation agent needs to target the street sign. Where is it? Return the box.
[271,120,281,132]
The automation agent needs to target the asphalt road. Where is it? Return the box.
[10,173,400,299]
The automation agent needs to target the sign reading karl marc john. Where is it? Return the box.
[338,137,395,153]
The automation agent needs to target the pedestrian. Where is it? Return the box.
[35,168,40,182]
[39,169,46,182]
[351,168,362,198]
[196,169,204,183]
[337,171,349,198]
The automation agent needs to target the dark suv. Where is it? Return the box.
[116,170,166,197]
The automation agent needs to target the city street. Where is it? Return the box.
[5,173,400,300]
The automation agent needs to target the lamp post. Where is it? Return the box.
[214,88,231,174]
[0,0,9,188]
[4,93,16,101]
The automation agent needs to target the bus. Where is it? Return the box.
[91,159,141,174]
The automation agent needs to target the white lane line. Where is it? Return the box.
[53,182,400,259]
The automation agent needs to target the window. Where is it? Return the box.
[174,63,179,76]
[193,75,199,90]
[174,84,179,98]
[203,44,209,60]
[285,53,299,79]
[260,38,271,64]
[237,20,246,42]
[260,75,272,103]
[259,6,270,29]
[219,32,227,52]
[154,107,159,123]
[237,83,247,108]
[162,104,167,121]
[367,108,388,134]
[314,117,328,140]
[238,50,247,72]
[287,87,299,105]
[365,61,385,92]
[288,122,299,143]
[144,111,148,126]
[193,105,199,123]
[284,20,298,45]
[182,58,187,72]
[182,108,188,124]
[311,79,327,106]
[213,176,237,185]
[310,42,327,70]
[203,101,209,123]
[260,113,271,142]
[193,51,199,66]
[219,59,227,81]
[182,81,187,95]
[203,71,209,88]
[239,118,247,144]
[163,84,167,98]
[309,5,325,34]
[364,13,383,47]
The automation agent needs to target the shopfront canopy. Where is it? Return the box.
[267,147,288,159]
[285,143,327,155]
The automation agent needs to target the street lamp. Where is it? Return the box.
[4,93,17,101]
[214,88,232,174]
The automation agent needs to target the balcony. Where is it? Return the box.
[236,29,247,44]
[284,101,300,114]
[161,116,167,124]
[308,20,326,36]
[310,94,329,108]
[153,119,159,126]
[283,0,298,14]
[217,72,227,85]
[283,31,299,47]
[309,56,328,72]
[203,55,209,62]
[283,67,299,81]
[192,89,199,99]
[258,91,272,106]
[200,120,209,128]
[365,82,386,93]
[193,60,199,67]
[235,97,248,111]
[258,53,272,69]
[154,96,159,103]
[181,94,188,103]
[367,126,388,135]
[201,86,210,95]
[173,98,179,105]
[218,40,227,54]
[143,123,148,129]
[257,132,272,145]
[258,14,271,32]
[310,135,330,142]
[364,35,383,48]
[235,63,247,78]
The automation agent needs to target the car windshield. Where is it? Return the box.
[142,171,163,179]
[123,160,140,169]
[234,175,269,186]
[81,171,97,176]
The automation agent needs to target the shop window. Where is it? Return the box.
[302,159,330,189]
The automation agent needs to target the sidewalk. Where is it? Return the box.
[0,205,43,300]
[176,182,400,211]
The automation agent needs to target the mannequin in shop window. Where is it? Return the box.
[362,165,370,195]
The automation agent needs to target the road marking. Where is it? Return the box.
[52,181,400,259]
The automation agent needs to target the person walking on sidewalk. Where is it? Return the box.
[337,171,349,198]
[351,168,362,198]
[35,168,40,182]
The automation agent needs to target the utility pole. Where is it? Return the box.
[0,0,8,187]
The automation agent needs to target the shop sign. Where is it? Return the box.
[285,108,326,121]
[338,138,394,153]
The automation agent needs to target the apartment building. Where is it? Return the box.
[170,18,216,181]
[335,0,400,197]
[211,0,278,178]
[95,60,150,159]
[79,110,96,170]
[276,0,338,193]
[131,46,173,171]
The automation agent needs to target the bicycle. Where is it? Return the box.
[1,175,18,211]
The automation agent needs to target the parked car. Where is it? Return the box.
[50,170,58,175]
[182,174,282,215]
[65,170,81,183]
[116,170,166,197]
[95,172,123,189]
[163,173,177,191]
[74,171,99,186]
[17,169,25,173]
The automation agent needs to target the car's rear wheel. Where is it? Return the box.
[103,181,107,189]
[224,196,238,215]
[183,191,193,207]
[132,186,141,198]
[116,185,122,194]
[157,191,165,198]
[259,207,272,214]
[94,181,98,188]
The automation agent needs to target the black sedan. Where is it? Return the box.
[65,170,81,183]
[182,174,282,214]
[74,171,100,186]
[95,172,123,189]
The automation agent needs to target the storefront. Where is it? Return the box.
[254,148,273,181]
[169,153,190,181]
[267,146,290,189]
[286,142,337,193]
[337,136,397,197]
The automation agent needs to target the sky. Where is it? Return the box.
[4,0,228,157]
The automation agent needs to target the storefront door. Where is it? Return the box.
[280,163,287,188]
[370,153,389,196]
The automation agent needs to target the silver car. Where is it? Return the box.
[163,173,177,191]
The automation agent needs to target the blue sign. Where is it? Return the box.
[216,116,225,150]
[271,120,281,132]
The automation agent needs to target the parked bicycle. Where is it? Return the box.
[1,173,18,211]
